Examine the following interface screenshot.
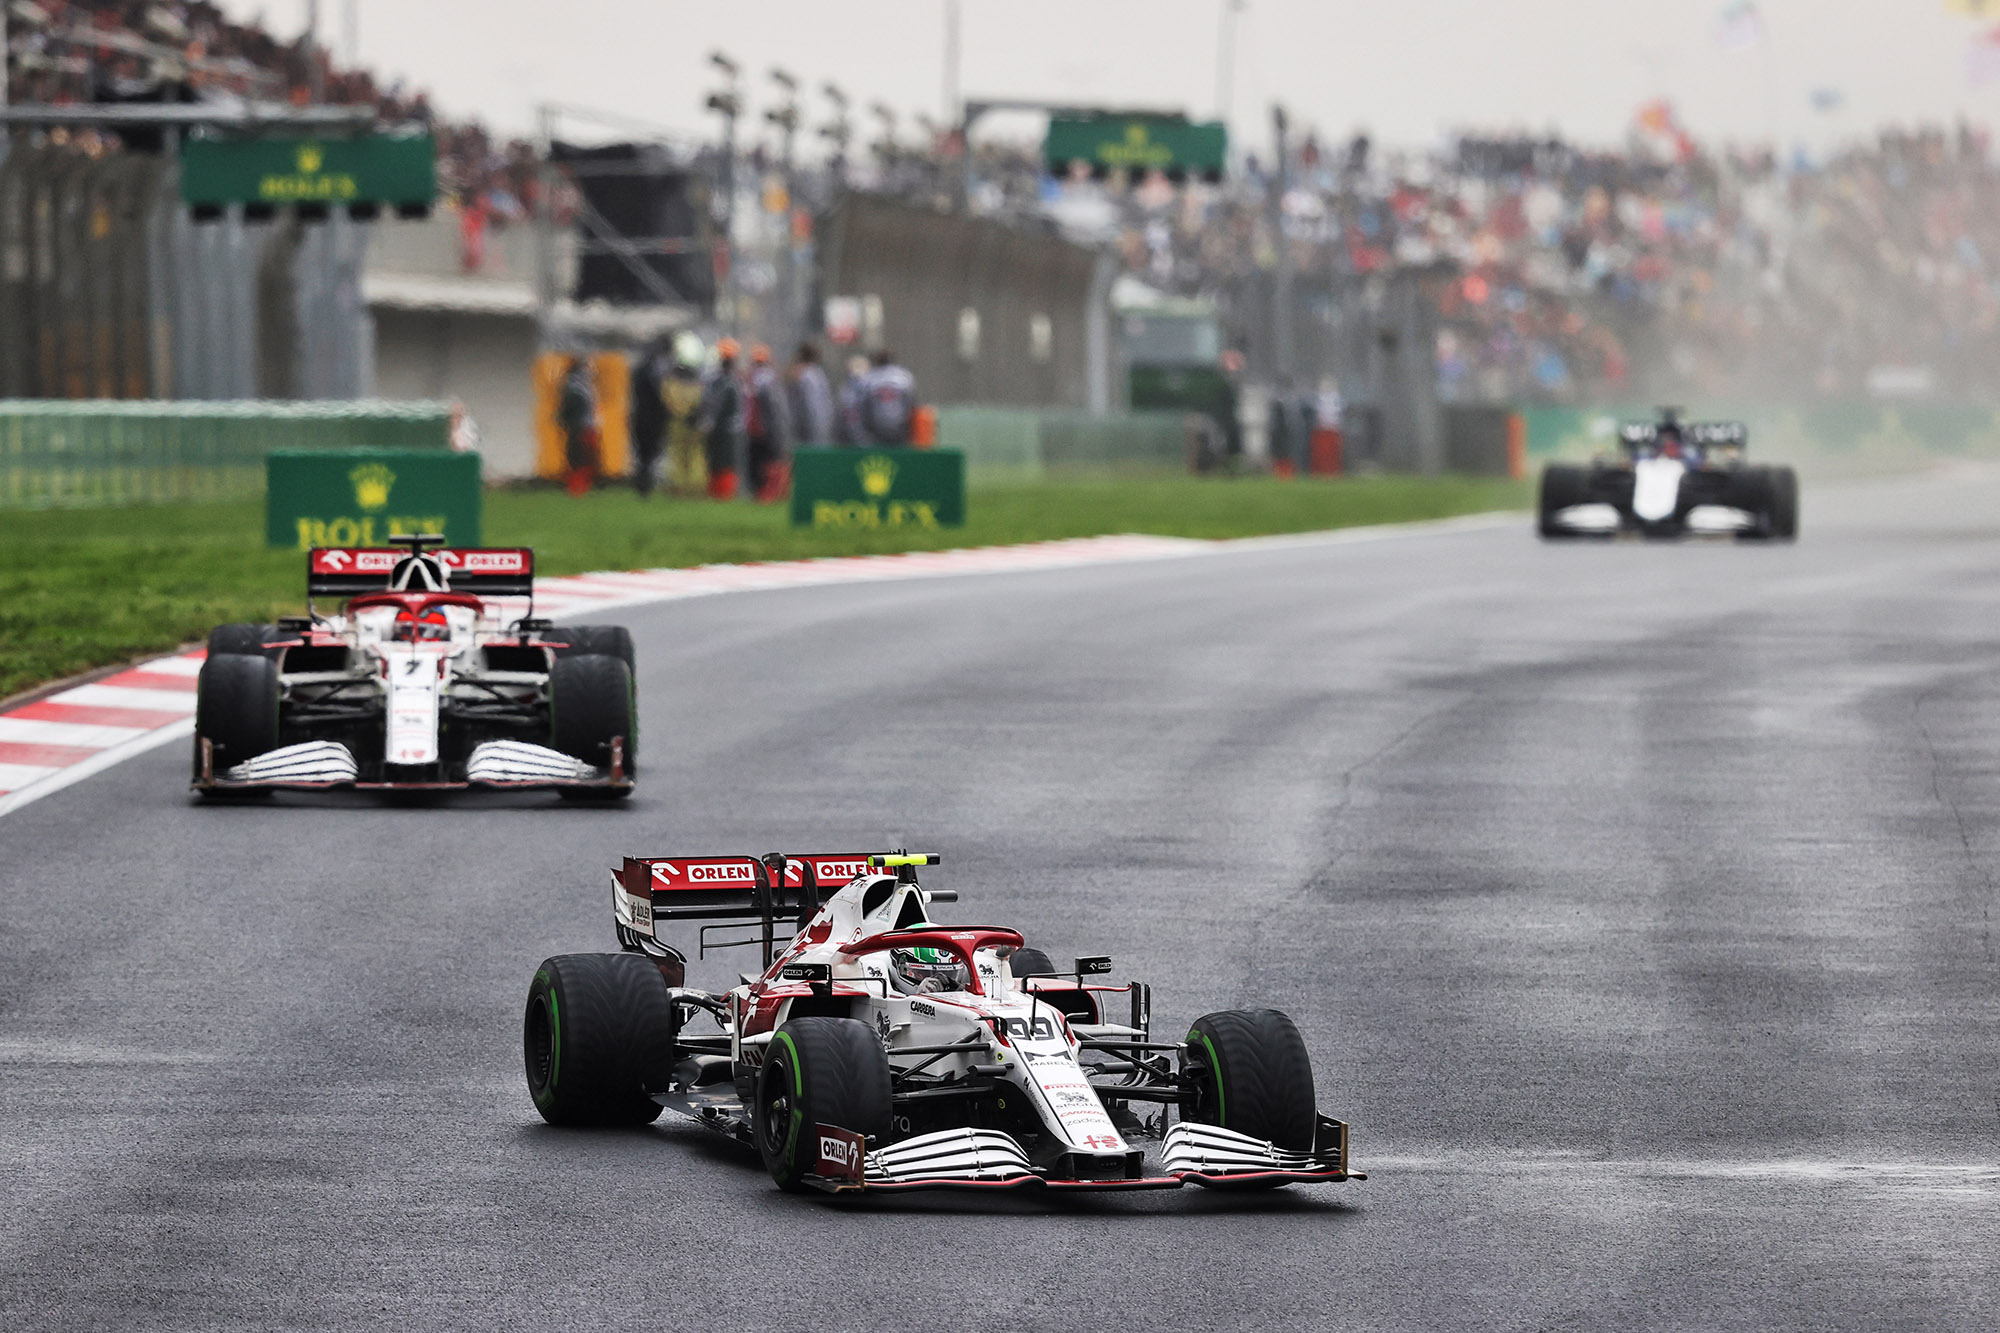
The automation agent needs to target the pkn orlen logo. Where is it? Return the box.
[812,453,940,530]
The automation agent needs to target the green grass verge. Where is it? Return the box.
[0,472,1526,699]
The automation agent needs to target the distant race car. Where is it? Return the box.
[522,850,1364,1196]
[1538,410,1798,541]
[193,535,636,799]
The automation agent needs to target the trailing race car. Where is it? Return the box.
[1538,410,1798,541]
[522,850,1364,1196]
[193,535,636,799]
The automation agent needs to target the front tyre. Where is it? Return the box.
[1182,1009,1318,1152]
[523,953,677,1126]
[550,652,637,797]
[1537,464,1590,539]
[195,652,280,771]
[755,1017,892,1192]
[1769,465,1799,541]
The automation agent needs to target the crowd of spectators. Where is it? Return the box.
[939,116,2000,406]
[2,2,538,231]
[10,5,2000,405]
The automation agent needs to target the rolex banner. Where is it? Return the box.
[790,449,966,529]
[266,450,482,549]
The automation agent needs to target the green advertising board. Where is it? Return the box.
[791,449,965,529]
[1044,115,1227,180]
[267,449,480,549]
[181,135,437,208]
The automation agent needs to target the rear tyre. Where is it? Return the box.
[550,652,637,795]
[1537,464,1590,539]
[755,1017,892,1192]
[548,625,636,674]
[523,953,677,1126]
[206,623,281,659]
[1182,1009,1317,1153]
[195,652,280,772]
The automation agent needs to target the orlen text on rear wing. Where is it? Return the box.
[306,547,535,598]
[621,852,924,965]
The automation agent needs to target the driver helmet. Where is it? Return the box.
[393,605,452,642]
[1656,422,1684,458]
[891,936,967,995]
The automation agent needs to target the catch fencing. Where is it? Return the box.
[0,140,371,405]
[0,400,453,508]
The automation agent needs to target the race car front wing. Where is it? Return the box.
[799,1116,1363,1194]
[194,736,633,792]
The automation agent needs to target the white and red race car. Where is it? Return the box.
[522,851,1364,1195]
[193,535,635,798]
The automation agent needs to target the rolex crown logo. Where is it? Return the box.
[297,143,324,174]
[350,462,395,511]
[857,454,897,499]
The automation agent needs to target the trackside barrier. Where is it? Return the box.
[0,400,455,509]
[935,407,1191,481]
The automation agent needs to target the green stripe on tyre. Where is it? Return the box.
[772,1031,804,1170]
[1190,1028,1224,1125]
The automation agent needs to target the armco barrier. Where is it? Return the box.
[936,407,1190,480]
[0,400,454,508]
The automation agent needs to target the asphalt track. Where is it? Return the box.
[4,467,1998,1330]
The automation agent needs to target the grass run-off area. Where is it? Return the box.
[0,472,1527,699]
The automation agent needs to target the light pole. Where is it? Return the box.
[820,82,852,189]
[705,52,742,335]
[1216,0,1244,127]
[869,102,899,186]
[766,66,800,354]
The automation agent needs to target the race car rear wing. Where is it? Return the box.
[1617,421,1748,450]
[306,546,536,598]
[619,852,954,965]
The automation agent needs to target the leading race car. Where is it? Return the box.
[1538,409,1798,541]
[522,850,1364,1196]
[193,535,636,799]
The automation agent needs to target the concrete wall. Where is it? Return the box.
[371,307,539,478]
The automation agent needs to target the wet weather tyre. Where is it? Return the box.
[1538,465,1590,539]
[1010,947,1057,979]
[1182,1009,1317,1153]
[755,1017,892,1192]
[1769,466,1799,541]
[550,652,637,795]
[195,652,280,770]
[523,953,677,1126]
[1731,467,1777,540]
[207,623,282,659]
[548,625,636,673]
